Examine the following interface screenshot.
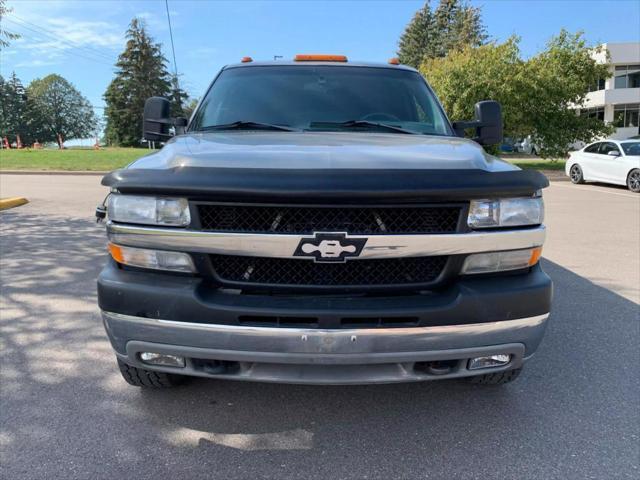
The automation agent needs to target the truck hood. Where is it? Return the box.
[129,131,516,172]
[106,132,548,202]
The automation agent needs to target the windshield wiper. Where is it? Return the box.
[308,120,417,134]
[198,121,297,132]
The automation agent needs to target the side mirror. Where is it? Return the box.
[452,100,503,146]
[607,150,620,157]
[143,97,188,141]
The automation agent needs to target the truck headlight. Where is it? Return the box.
[462,247,542,274]
[108,243,195,273]
[467,195,544,228]
[107,195,190,226]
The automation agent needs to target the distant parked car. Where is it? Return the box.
[515,136,539,156]
[566,139,640,192]
[499,137,517,153]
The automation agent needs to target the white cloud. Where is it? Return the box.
[15,58,58,68]
[4,9,123,68]
[187,46,219,59]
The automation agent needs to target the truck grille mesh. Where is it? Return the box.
[210,255,447,288]
[197,205,461,234]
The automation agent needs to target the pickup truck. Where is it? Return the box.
[98,55,551,388]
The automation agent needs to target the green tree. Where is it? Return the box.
[421,32,613,157]
[169,74,189,118]
[26,74,97,148]
[0,0,20,48]
[398,0,486,68]
[397,2,436,69]
[525,31,614,158]
[104,18,171,146]
[0,72,31,143]
[183,98,199,119]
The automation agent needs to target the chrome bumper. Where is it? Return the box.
[103,311,550,384]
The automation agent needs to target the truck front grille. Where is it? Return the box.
[209,255,447,289]
[197,204,461,234]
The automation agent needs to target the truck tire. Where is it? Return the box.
[465,368,522,385]
[117,358,186,387]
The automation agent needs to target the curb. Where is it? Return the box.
[0,170,108,176]
[0,197,29,211]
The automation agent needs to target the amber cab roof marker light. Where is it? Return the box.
[388,57,400,65]
[241,56,253,63]
[294,54,348,62]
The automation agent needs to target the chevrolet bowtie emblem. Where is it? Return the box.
[294,233,367,263]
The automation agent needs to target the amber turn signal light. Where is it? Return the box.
[108,243,124,263]
[388,57,400,65]
[528,247,543,266]
[294,54,347,62]
[241,56,253,63]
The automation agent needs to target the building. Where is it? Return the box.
[581,42,640,139]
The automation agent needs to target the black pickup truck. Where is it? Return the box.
[98,55,551,388]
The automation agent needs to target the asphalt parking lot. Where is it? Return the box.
[1,174,638,480]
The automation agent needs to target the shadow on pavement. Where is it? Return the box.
[1,209,638,479]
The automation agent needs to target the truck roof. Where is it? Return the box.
[223,60,419,72]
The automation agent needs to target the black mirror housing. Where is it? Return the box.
[143,97,172,142]
[453,100,503,146]
[474,101,502,146]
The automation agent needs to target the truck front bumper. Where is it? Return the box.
[103,310,548,384]
[99,259,552,384]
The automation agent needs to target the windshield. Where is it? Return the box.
[621,142,640,156]
[190,65,453,136]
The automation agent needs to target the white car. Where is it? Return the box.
[566,139,640,192]
[515,135,539,156]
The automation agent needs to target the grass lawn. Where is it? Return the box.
[0,147,149,171]
[501,155,567,171]
[509,159,566,171]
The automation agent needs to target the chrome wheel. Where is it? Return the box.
[628,169,640,193]
[570,164,583,184]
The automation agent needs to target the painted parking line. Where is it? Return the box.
[550,182,639,199]
[0,197,29,210]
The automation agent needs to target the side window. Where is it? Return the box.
[599,142,620,155]
[584,143,601,153]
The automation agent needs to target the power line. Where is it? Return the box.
[7,14,116,62]
[5,28,116,68]
[165,0,179,88]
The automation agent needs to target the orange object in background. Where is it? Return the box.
[294,54,347,62]
[241,56,253,63]
[388,57,400,65]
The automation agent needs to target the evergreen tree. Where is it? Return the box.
[0,72,30,143]
[104,18,171,146]
[397,2,436,69]
[398,0,487,68]
[169,74,189,118]
[0,0,20,48]
[26,74,97,148]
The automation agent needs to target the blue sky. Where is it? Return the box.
[2,0,639,115]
